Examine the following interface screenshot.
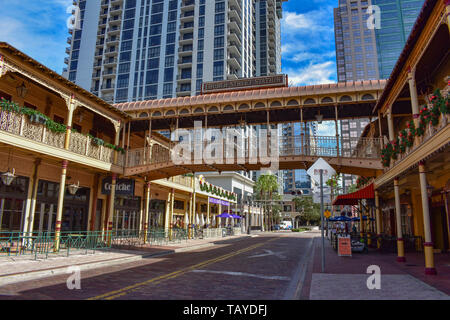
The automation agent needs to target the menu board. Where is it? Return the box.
[338,236,352,257]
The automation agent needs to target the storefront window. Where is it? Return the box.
[113,196,141,232]
[0,175,29,232]
[35,180,90,232]
[149,199,165,228]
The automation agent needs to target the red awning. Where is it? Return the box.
[332,183,375,206]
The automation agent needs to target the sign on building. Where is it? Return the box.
[101,177,135,196]
[202,75,288,94]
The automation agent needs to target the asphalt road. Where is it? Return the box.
[0,232,317,300]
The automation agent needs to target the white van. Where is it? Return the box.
[280,221,292,230]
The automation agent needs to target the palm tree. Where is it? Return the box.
[254,173,280,231]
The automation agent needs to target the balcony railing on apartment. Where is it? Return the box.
[0,109,124,166]
[384,112,449,170]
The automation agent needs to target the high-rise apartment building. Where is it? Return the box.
[334,0,424,191]
[282,122,317,195]
[63,0,286,104]
[255,0,283,76]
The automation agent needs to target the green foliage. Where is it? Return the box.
[293,196,321,225]
[380,88,448,168]
[0,98,125,150]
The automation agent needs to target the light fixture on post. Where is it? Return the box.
[67,181,80,195]
[315,110,323,124]
[16,81,28,99]
[1,149,16,186]
[239,116,246,128]
[1,168,16,186]
[67,167,80,195]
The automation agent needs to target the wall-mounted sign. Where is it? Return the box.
[209,198,230,206]
[101,177,135,196]
[202,74,288,94]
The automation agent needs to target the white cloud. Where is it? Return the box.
[0,0,72,72]
[285,61,336,86]
[281,5,337,85]
[317,121,337,137]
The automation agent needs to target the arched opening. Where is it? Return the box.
[179,108,190,115]
[166,110,176,116]
[304,98,315,105]
[254,102,265,108]
[339,95,352,102]
[139,112,149,118]
[208,106,219,112]
[287,99,299,106]
[152,111,162,117]
[194,107,204,114]
[361,94,375,101]
[321,97,333,103]
[223,105,234,111]
[270,101,282,107]
[238,104,250,110]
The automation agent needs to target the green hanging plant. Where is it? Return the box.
[92,137,105,146]
[45,120,67,133]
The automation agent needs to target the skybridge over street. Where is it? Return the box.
[115,78,394,180]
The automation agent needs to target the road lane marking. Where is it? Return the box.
[191,270,290,281]
[87,238,278,300]
[248,249,286,259]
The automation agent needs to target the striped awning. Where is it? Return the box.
[332,183,375,206]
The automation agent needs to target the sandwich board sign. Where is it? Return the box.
[338,235,352,257]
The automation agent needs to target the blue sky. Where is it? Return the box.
[281,0,337,86]
[0,0,338,134]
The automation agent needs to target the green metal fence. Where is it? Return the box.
[0,231,112,260]
[0,226,235,260]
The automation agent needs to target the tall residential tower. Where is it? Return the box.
[63,0,286,103]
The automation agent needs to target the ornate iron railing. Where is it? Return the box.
[125,134,383,168]
[0,110,124,166]
[385,113,449,170]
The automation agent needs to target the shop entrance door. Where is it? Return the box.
[34,202,55,234]
[62,205,88,232]
[0,198,25,232]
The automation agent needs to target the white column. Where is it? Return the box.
[38,203,45,233]
[47,204,54,232]
[0,199,4,231]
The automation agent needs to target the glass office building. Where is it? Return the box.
[372,0,425,79]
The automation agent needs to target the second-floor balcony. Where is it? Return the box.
[0,108,124,168]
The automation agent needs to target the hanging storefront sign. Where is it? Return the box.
[209,198,229,206]
[101,177,135,196]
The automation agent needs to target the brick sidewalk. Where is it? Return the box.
[0,234,254,285]
[301,231,450,300]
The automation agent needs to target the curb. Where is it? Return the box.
[0,235,252,287]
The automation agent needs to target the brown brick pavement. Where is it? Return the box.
[0,233,315,300]
[300,231,450,299]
